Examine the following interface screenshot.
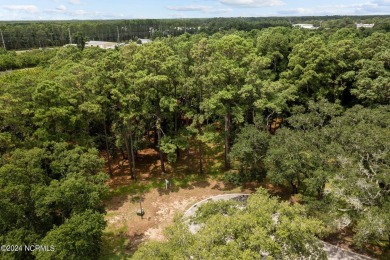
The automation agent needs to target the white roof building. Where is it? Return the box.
[356,23,375,28]
[63,44,77,47]
[293,24,319,30]
[85,41,117,49]
[137,39,152,45]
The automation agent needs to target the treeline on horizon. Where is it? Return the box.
[0,25,389,259]
[0,15,390,50]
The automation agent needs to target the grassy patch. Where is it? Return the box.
[104,182,156,200]
[105,212,119,218]
[105,172,216,199]
[171,173,206,188]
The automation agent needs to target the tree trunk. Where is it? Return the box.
[120,148,127,160]
[156,118,166,173]
[135,133,139,159]
[174,84,178,134]
[153,129,158,147]
[128,120,137,180]
[103,122,113,177]
[291,181,298,195]
[199,139,203,175]
[176,146,180,160]
[123,130,134,179]
[224,111,232,170]
[186,145,190,173]
[186,116,191,173]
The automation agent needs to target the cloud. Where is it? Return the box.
[279,1,390,16]
[373,0,390,5]
[1,3,123,20]
[167,5,211,12]
[209,8,232,14]
[74,9,87,15]
[218,0,284,8]
[44,8,88,17]
[278,8,324,16]
[167,5,232,14]
[56,5,67,12]
[2,5,39,13]
[44,5,67,14]
[68,0,81,5]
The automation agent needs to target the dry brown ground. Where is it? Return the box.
[104,178,256,254]
[100,146,261,257]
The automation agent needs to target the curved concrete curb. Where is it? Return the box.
[182,194,374,260]
[322,241,373,260]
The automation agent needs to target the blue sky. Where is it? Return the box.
[0,0,389,20]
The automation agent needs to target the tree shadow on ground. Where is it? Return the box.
[211,181,236,191]
[156,179,212,196]
[241,182,261,193]
[104,182,150,211]
[177,179,211,190]
[191,180,211,188]
[260,182,291,201]
[157,187,171,196]
[103,148,164,211]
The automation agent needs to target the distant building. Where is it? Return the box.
[63,44,77,47]
[293,24,319,30]
[137,39,152,45]
[356,23,375,29]
[85,41,117,49]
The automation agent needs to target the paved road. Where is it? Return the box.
[182,194,374,260]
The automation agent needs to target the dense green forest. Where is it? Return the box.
[1,20,389,259]
[1,15,390,50]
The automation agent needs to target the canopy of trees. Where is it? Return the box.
[1,20,389,258]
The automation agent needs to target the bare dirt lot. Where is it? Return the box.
[102,177,257,257]
[99,146,260,258]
